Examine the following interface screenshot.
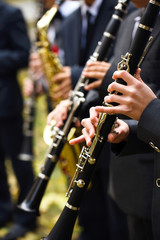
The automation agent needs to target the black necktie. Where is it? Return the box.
[86,11,94,44]
[80,11,94,65]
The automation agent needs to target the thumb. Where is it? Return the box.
[134,68,143,82]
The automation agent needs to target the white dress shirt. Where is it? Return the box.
[80,0,103,48]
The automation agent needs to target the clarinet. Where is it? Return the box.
[18,0,66,161]
[42,1,160,239]
[18,0,130,215]
[18,78,36,161]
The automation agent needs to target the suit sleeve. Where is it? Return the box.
[138,98,160,150]
[0,8,30,75]
[71,65,83,88]
[111,119,153,156]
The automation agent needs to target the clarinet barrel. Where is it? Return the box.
[42,1,160,239]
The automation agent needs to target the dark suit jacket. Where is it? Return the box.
[57,2,132,239]
[138,99,160,240]
[0,1,30,118]
[111,98,160,239]
[98,9,160,220]
[58,0,117,88]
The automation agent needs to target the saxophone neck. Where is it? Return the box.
[37,6,58,31]
[37,0,65,31]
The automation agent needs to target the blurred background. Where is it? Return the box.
[0,0,80,239]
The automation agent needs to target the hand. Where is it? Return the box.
[107,119,129,143]
[29,52,44,80]
[47,99,71,127]
[51,66,72,100]
[69,106,99,146]
[95,69,157,121]
[23,77,44,97]
[69,108,129,146]
[23,77,34,97]
[82,61,111,90]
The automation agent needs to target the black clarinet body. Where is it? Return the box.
[18,80,36,162]
[18,0,130,215]
[42,1,160,239]
[73,0,130,94]
[18,0,65,164]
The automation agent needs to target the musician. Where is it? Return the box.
[103,70,160,240]
[47,0,137,239]
[97,69,160,240]
[0,1,37,240]
[69,0,160,239]
[50,0,116,100]
[23,0,80,113]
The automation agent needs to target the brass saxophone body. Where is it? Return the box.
[37,0,81,179]
[37,2,62,107]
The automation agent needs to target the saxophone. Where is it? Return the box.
[36,0,63,108]
[37,0,81,178]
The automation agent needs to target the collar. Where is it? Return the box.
[134,16,141,23]
[59,1,80,18]
[81,0,103,19]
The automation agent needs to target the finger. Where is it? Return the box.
[104,93,127,104]
[52,72,67,83]
[56,119,64,128]
[95,104,125,115]
[52,87,71,100]
[61,99,71,108]
[107,132,120,143]
[69,135,85,145]
[47,111,54,125]
[107,81,128,95]
[134,68,142,82]
[107,122,121,142]
[84,66,105,74]
[47,109,63,125]
[83,63,109,76]
[81,118,95,138]
[86,61,110,68]
[62,91,70,99]
[52,80,71,94]
[83,70,104,79]
[82,128,92,146]
[89,107,99,126]
[51,84,71,100]
[85,80,102,90]
[112,70,137,85]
